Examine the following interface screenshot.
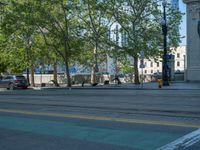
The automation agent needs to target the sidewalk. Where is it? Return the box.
[32,81,200,90]
[140,82,200,90]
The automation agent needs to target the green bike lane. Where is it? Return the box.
[0,112,199,150]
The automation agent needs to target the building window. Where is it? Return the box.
[145,70,147,74]
[151,70,153,74]
[150,62,153,67]
[157,62,159,67]
[145,62,147,66]
[177,53,180,58]
[177,61,180,67]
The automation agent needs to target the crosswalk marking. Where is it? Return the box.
[157,128,200,150]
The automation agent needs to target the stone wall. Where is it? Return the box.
[183,0,200,81]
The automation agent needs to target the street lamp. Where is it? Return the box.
[161,0,169,86]
[198,20,200,38]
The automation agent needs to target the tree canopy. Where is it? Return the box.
[0,0,183,85]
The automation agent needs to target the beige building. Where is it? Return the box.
[172,45,186,71]
[139,46,186,75]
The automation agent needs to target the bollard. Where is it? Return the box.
[157,79,162,89]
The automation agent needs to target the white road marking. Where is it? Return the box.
[157,128,200,150]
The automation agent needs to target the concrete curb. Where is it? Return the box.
[30,86,200,91]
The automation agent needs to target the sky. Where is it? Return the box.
[179,0,186,45]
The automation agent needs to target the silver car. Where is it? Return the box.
[0,75,28,90]
[0,77,10,89]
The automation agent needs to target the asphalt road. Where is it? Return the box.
[0,89,200,150]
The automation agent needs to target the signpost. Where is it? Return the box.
[140,51,145,59]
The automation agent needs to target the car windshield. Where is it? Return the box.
[4,76,14,80]
[16,76,26,80]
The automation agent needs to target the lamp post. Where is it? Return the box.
[198,20,200,38]
[161,0,169,86]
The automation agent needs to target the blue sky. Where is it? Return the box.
[179,1,186,45]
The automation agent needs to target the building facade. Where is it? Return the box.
[138,46,186,76]
[183,0,200,82]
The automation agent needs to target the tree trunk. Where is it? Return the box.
[130,73,133,83]
[53,60,58,85]
[133,55,140,84]
[65,60,71,87]
[26,68,30,85]
[30,62,35,87]
[26,46,30,85]
[91,64,96,84]
[91,46,97,84]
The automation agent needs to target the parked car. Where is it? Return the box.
[0,77,10,89]
[1,75,29,90]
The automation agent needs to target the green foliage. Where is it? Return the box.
[0,0,40,74]
[108,0,162,57]
[167,6,184,49]
[120,59,134,74]
[0,0,183,83]
[77,0,113,65]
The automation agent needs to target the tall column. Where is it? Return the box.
[183,0,200,81]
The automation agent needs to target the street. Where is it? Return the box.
[0,89,200,150]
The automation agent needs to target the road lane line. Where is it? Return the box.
[157,128,200,150]
[0,108,200,128]
[0,100,200,120]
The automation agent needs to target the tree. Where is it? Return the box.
[0,0,43,86]
[167,5,184,49]
[107,0,183,84]
[106,0,161,84]
[0,0,183,86]
[78,0,114,84]
[31,0,83,87]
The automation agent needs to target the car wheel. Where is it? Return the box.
[9,83,14,90]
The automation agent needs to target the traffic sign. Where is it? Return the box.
[140,51,145,59]
[140,59,145,68]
